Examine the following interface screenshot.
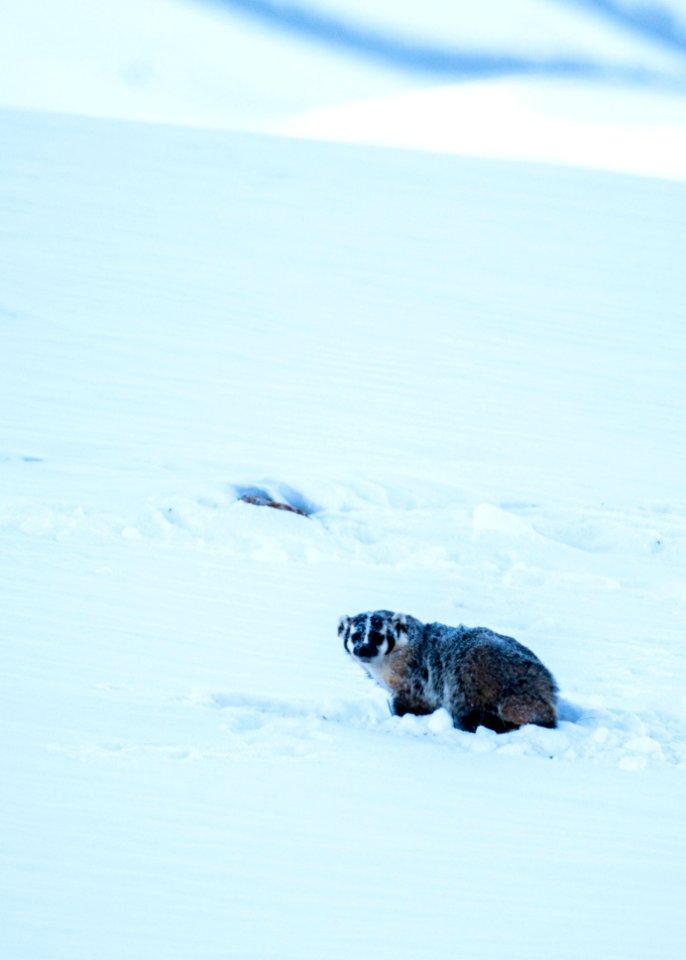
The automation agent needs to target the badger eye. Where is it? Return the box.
[351,632,364,644]
[369,631,384,646]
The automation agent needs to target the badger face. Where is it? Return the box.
[338,610,408,663]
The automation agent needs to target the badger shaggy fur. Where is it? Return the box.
[339,610,557,733]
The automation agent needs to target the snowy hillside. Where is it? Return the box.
[3,0,686,129]
[2,104,685,959]
[279,75,686,180]
[3,0,686,182]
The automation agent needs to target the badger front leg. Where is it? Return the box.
[390,690,434,718]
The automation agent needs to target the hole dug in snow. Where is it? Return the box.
[236,485,311,517]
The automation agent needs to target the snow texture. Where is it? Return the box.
[1,12,686,959]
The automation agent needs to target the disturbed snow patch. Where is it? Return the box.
[190,689,686,770]
[5,479,686,574]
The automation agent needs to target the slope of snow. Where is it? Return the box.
[277,76,686,180]
[2,0,686,129]
[4,0,685,184]
[0,0,419,127]
[1,107,685,959]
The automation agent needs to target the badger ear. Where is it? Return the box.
[391,612,408,637]
[338,615,351,637]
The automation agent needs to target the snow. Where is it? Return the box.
[3,0,686,180]
[2,2,686,958]
[277,76,686,180]
[2,103,686,959]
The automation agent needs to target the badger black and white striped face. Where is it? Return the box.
[339,610,408,663]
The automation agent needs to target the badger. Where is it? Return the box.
[339,610,557,733]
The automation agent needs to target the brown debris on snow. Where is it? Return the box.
[239,494,308,517]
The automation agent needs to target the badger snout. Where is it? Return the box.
[351,642,378,661]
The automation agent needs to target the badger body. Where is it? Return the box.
[339,610,557,733]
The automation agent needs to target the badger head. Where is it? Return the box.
[338,610,409,664]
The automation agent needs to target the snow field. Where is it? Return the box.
[3,523,685,960]
[3,471,686,770]
[2,107,686,958]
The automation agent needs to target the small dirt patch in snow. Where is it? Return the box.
[238,493,308,517]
